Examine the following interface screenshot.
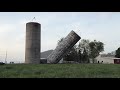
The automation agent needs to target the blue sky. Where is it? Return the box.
[0,12,120,63]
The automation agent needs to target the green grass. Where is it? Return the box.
[0,64,120,78]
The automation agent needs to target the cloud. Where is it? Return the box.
[41,40,57,52]
[0,24,16,32]
[65,22,81,31]
[0,19,26,62]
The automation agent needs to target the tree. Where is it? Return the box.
[89,40,104,63]
[78,49,82,63]
[78,39,90,63]
[82,48,89,63]
[63,45,78,61]
[115,47,120,58]
[78,39,90,54]
[78,39,104,63]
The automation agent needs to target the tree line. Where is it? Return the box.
[57,38,104,63]
[115,47,120,58]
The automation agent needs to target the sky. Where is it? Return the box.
[0,12,120,63]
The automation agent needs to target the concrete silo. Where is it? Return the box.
[47,30,81,64]
[25,22,41,64]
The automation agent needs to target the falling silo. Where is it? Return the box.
[47,30,81,64]
[25,22,41,64]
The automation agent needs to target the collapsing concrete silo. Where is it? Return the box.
[47,30,81,64]
[25,22,41,64]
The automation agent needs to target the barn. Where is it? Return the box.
[113,58,120,64]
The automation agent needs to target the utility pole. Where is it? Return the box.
[5,51,7,64]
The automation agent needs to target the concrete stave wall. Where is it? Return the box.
[47,30,81,64]
[25,22,41,64]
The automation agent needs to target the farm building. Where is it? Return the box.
[113,58,120,64]
[95,54,114,64]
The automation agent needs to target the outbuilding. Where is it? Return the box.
[113,58,120,64]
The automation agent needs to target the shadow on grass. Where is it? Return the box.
[5,66,13,69]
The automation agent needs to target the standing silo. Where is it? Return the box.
[25,22,41,64]
[47,30,81,64]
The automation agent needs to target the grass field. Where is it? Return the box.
[0,64,120,78]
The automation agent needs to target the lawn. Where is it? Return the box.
[0,64,120,78]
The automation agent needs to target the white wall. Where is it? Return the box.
[96,55,114,64]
